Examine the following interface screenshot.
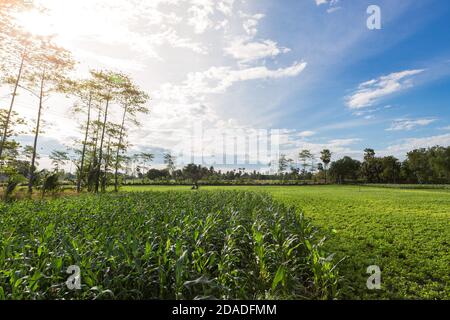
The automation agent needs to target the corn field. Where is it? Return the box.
[0,191,338,300]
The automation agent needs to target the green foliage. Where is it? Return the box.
[41,173,60,197]
[267,185,450,299]
[3,174,26,201]
[0,191,338,300]
[122,185,450,300]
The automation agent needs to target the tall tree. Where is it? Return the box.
[113,79,149,192]
[0,1,42,160]
[49,150,69,173]
[61,77,100,192]
[20,37,74,194]
[278,154,288,174]
[90,70,125,193]
[139,152,154,176]
[164,153,176,175]
[361,148,382,183]
[299,149,313,176]
[320,149,332,183]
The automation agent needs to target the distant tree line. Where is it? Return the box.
[328,147,450,184]
[117,146,450,186]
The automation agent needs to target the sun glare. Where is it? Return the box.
[15,10,56,36]
[13,0,93,42]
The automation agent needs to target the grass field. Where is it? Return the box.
[121,185,450,299]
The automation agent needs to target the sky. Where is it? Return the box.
[3,0,450,171]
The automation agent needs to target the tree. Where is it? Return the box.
[0,32,42,160]
[278,154,288,174]
[406,148,434,184]
[360,148,382,183]
[60,77,101,192]
[320,149,332,183]
[20,36,75,194]
[90,70,126,193]
[139,152,154,176]
[0,1,43,160]
[164,153,176,176]
[183,164,204,188]
[49,150,69,173]
[428,146,450,182]
[113,79,149,192]
[0,109,26,164]
[380,156,401,183]
[329,156,361,183]
[299,149,313,179]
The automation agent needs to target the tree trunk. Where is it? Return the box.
[95,98,110,193]
[0,55,24,160]
[114,104,128,192]
[102,137,111,193]
[76,93,92,193]
[28,70,45,195]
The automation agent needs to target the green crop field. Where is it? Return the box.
[1,185,448,300]
[121,185,450,299]
[0,191,337,300]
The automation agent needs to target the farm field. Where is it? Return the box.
[0,191,337,300]
[121,185,450,299]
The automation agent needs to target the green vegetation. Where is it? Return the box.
[122,185,450,299]
[0,191,338,300]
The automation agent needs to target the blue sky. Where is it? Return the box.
[5,0,450,169]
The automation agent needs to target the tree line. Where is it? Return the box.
[105,146,450,186]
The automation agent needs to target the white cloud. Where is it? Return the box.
[386,118,436,131]
[158,61,307,99]
[346,69,425,109]
[315,0,341,13]
[224,38,290,63]
[187,0,215,34]
[386,134,450,155]
[298,131,316,137]
[315,0,329,5]
[239,11,265,37]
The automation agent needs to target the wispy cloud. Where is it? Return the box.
[224,38,290,64]
[346,69,425,109]
[386,118,436,131]
[298,131,316,138]
[314,0,341,13]
[157,62,307,100]
[386,133,450,155]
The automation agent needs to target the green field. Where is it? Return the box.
[1,185,448,300]
[121,185,450,299]
[0,191,337,300]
